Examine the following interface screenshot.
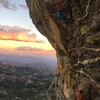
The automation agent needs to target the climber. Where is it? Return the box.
[56,0,73,22]
[77,90,85,100]
[57,8,62,20]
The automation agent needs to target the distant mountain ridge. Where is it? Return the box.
[0,53,57,67]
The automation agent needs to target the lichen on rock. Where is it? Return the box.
[81,25,91,35]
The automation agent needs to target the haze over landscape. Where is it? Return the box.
[0,53,57,67]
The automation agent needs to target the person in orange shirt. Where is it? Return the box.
[77,90,85,100]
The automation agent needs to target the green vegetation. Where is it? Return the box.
[0,63,55,100]
[81,25,91,35]
[86,37,94,43]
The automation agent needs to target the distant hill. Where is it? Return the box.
[0,53,57,67]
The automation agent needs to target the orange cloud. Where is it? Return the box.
[0,47,56,55]
[0,25,45,43]
[16,47,44,51]
[15,46,56,54]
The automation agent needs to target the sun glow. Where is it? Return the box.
[17,34,24,40]
[0,0,55,55]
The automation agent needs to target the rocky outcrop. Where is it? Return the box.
[26,0,100,100]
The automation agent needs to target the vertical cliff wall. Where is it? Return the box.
[26,0,100,100]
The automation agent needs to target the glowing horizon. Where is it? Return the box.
[0,0,55,55]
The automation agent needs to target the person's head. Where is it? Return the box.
[79,90,83,94]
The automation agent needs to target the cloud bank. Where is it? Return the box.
[15,46,55,54]
[16,47,43,51]
[0,25,45,43]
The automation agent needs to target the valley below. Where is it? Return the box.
[0,62,56,100]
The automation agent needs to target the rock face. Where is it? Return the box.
[26,0,100,100]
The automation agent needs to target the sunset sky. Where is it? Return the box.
[0,0,55,55]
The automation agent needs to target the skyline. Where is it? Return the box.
[0,0,56,55]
